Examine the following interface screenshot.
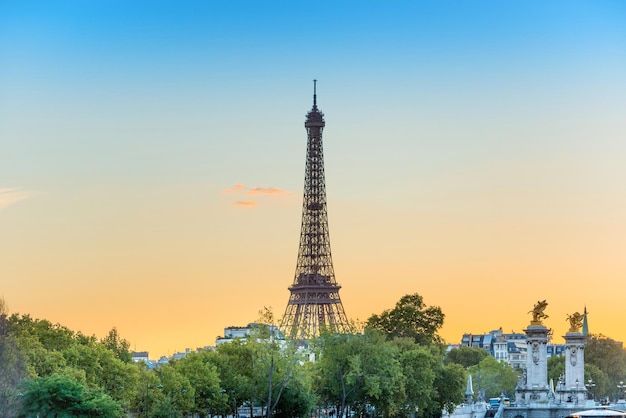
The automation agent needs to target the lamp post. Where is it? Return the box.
[585,379,596,401]
[576,379,579,405]
[231,390,237,418]
[145,383,164,418]
[558,376,564,404]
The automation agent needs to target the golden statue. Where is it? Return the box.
[566,312,584,333]
[529,300,549,325]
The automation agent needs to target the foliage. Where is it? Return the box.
[212,340,255,415]
[467,356,519,399]
[101,327,132,363]
[430,362,466,416]
[0,310,27,416]
[396,341,437,414]
[445,346,490,368]
[366,293,444,345]
[20,372,122,417]
[248,335,304,418]
[585,334,626,399]
[171,350,222,416]
[272,373,316,418]
[4,296,472,418]
[547,354,565,388]
[584,363,608,400]
[314,329,405,418]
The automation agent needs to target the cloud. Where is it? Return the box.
[234,200,257,207]
[223,183,246,194]
[247,187,288,196]
[0,188,35,210]
[224,184,289,208]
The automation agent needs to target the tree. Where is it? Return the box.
[245,306,309,418]
[20,372,122,417]
[172,350,222,417]
[547,354,565,389]
[585,334,626,399]
[394,339,437,417]
[272,370,316,418]
[366,293,444,345]
[584,363,608,401]
[152,365,194,418]
[213,340,255,417]
[445,346,490,368]
[248,334,304,418]
[314,329,405,418]
[0,299,27,416]
[130,366,168,418]
[429,362,466,416]
[101,327,132,363]
[467,356,519,399]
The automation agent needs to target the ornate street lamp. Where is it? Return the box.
[585,379,596,401]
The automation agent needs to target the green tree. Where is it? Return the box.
[213,340,255,416]
[467,356,519,399]
[248,335,304,418]
[150,365,194,418]
[314,329,405,418]
[172,350,222,417]
[585,334,626,399]
[393,340,437,417]
[101,327,132,363]
[445,346,490,368]
[20,372,122,417]
[130,367,167,418]
[366,293,444,345]
[272,369,316,418]
[429,362,466,416]
[584,363,608,400]
[0,299,27,416]
[245,307,310,418]
[547,355,565,390]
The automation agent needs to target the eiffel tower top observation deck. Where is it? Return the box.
[279,81,351,340]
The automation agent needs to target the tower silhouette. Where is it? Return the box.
[280,81,351,340]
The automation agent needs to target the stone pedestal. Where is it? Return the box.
[516,325,550,405]
[562,332,585,405]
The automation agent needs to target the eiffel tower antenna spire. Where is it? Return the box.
[279,81,351,340]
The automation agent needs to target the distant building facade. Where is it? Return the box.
[453,327,566,369]
[216,323,281,345]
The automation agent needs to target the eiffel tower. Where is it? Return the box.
[280,81,351,340]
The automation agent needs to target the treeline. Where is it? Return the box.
[4,294,625,418]
[0,294,468,418]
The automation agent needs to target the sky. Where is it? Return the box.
[1,1,625,358]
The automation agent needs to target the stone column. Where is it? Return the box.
[517,325,550,405]
[564,332,585,405]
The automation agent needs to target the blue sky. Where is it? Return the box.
[1,1,625,355]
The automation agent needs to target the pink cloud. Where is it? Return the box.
[247,187,287,196]
[234,201,257,207]
[223,183,247,194]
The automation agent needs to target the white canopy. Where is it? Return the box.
[570,409,626,418]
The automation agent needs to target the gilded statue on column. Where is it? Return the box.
[566,312,584,333]
[529,300,549,325]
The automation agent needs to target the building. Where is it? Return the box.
[216,323,281,345]
[456,327,565,368]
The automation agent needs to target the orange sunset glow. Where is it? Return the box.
[1,2,625,358]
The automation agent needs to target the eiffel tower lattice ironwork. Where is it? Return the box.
[280,81,351,340]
